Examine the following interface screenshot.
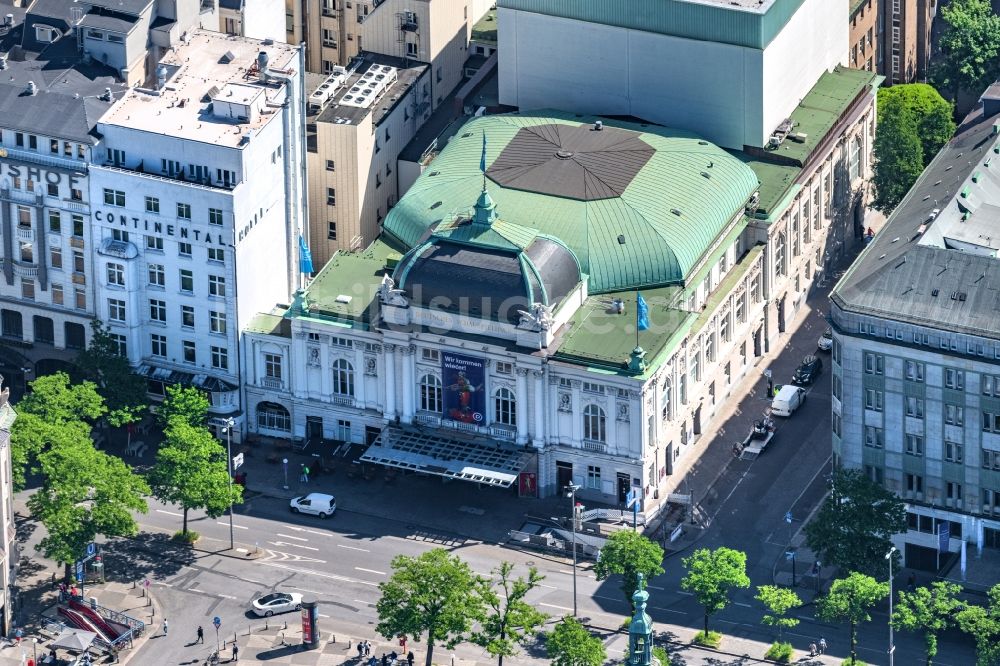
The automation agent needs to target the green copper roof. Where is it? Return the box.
[497,0,806,49]
[383,112,758,294]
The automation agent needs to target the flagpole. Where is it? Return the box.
[636,292,640,350]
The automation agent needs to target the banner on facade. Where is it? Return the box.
[518,472,537,498]
[938,521,951,555]
[441,352,485,424]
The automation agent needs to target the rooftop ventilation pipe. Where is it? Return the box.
[257,51,269,83]
[26,81,37,96]
[156,64,167,91]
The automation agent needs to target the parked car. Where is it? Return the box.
[771,385,807,417]
[792,355,823,385]
[251,591,302,617]
[289,492,336,518]
[817,328,833,351]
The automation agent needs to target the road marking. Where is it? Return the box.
[337,544,370,553]
[677,591,693,596]
[734,602,752,608]
[557,570,574,575]
[217,594,238,600]
[318,613,330,618]
[260,562,379,586]
[539,602,574,612]
[267,541,320,551]
[278,534,310,542]
[537,584,557,589]
[355,567,386,576]
[648,585,666,591]
[156,509,183,517]
[155,582,173,587]
[650,606,686,616]
[354,599,374,606]
[217,522,248,530]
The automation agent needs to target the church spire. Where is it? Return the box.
[472,130,497,226]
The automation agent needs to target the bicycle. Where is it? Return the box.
[205,650,220,665]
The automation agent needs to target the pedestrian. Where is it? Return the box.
[197,625,204,644]
[357,642,364,658]
[907,573,916,592]
[303,465,310,483]
[232,644,239,662]
[808,642,816,657]
[818,637,827,654]
[364,639,371,656]
[381,653,389,666]
[407,651,414,666]
[163,619,169,636]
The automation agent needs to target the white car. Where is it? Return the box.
[251,592,302,617]
[817,328,833,351]
[289,492,336,518]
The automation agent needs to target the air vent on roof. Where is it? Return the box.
[671,208,682,216]
[931,289,939,297]
[951,291,967,301]
[220,50,236,64]
[617,235,626,244]
[335,294,353,304]
[25,81,37,96]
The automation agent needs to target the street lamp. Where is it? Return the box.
[221,417,236,550]
[886,546,897,666]
[566,481,581,617]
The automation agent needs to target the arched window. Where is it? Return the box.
[419,374,442,413]
[583,404,606,443]
[257,401,290,431]
[775,232,787,277]
[494,387,516,426]
[332,358,355,396]
[849,135,862,181]
[792,213,801,257]
[661,380,672,422]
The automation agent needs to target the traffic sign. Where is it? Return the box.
[75,561,84,582]
[86,542,96,557]
[784,511,793,524]
[212,616,221,629]
[625,488,638,509]
[785,550,796,561]
[233,452,244,470]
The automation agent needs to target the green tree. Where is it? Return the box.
[471,562,549,666]
[892,581,963,666]
[593,530,665,611]
[375,548,483,666]
[148,419,242,537]
[931,0,1000,103]
[878,84,956,166]
[546,617,606,666]
[75,320,146,427]
[872,94,926,213]
[28,439,149,575]
[681,547,751,637]
[156,385,210,429]
[804,469,906,577]
[755,585,802,641]
[957,583,1000,666]
[9,373,105,489]
[816,572,889,665]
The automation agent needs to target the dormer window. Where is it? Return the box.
[35,25,58,43]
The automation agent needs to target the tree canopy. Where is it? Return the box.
[681,547,750,637]
[893,581,963,666]
[957,583,1000,666]
[546,617,606,666]
[878,84,956,166]
[376,548,483,666]
[156,385,210,429]
[471,562,548,666]
[931,0,1000,102]
[593,529,665,611]
[75,320,146,427]
[872,93,929,214]
[817,572,888,665]
[755,585,802,641]
[804,469,906,577]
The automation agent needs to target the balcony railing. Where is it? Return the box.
[16,227,34,241]
[489,424,516,440]
[260,376,284,390]
[582,439,607,453]
[330,394,355,406]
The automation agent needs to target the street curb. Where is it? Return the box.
[582,621,812,665]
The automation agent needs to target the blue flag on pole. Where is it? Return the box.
[480,132,487,173]
[298,234,314,274]
[636,292,650,331]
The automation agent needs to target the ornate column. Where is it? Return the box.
[353,344,367,408]
[570,379,582,444]
[401,344,415,424]
[383,343,397,418]
[515,368,529,445]
[532,369,545,448]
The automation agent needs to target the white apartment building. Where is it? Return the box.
[0,378,17,637]
[88,30,307,429]
[217,0,285,42]
[306,53,430,264]
[497,0,847,151]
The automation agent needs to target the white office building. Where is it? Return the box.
[89,30,307,429]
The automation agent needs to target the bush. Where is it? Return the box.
[692,630,721,648]
[840,661,868,666]
[652,645,671,665]
[173,530,199,543]
[765,641,794,663]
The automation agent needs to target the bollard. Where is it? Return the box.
[283,621,287,631]
[348,639,352,650]
[331,633,336,643]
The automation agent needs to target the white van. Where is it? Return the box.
[289,492,336,518]
[771,385,806,417]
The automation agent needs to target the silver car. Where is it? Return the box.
[251,592,303,617]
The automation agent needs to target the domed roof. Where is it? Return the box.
[392,195,582,324]
[383,112,760,293]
